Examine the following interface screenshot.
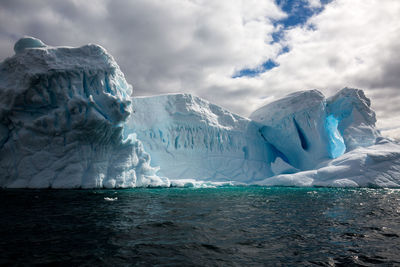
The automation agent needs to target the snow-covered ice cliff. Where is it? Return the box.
[1,37,399,188]
[0,37,168,188]
[126,94,273,182]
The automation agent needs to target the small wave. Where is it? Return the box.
[104,197,118,201]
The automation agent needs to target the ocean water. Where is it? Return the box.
[1,187,400,266]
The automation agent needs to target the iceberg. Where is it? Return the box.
[1,37,399,188]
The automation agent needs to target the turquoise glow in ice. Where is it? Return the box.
[326,114,346,158]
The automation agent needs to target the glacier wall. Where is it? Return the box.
[126,94,274,182]
[0,37,167,188]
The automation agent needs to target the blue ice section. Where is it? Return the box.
[325,115,346,158]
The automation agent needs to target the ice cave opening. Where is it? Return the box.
[325,114,346,158]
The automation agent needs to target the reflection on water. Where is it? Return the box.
[0,187,400,265]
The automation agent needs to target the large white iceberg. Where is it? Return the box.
[1,37,399,188]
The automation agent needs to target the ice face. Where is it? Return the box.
[327,88,380,151]
[126,94,274,182]
[250,90,331,170]
[0,37,168,188]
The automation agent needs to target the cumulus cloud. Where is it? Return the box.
[0,0,399,136]
[307,0,322,8]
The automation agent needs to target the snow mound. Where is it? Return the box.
[0,37,168,188]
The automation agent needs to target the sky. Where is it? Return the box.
[0,0,399,138]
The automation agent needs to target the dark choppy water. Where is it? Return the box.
[1,187,400,266]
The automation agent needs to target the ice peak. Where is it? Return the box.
[327,87,380,150]
[3,38,117,78]
[14,36,47,53]
[131,93,247,131]
[251,89,325,124]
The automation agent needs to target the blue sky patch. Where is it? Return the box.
[233,0,332,78]
[233,59,279,78]
[271,0,333,43]
[275,0,325,28]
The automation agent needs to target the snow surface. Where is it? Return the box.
[1,37,399,188]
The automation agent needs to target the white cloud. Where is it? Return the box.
[307,0,322,8]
